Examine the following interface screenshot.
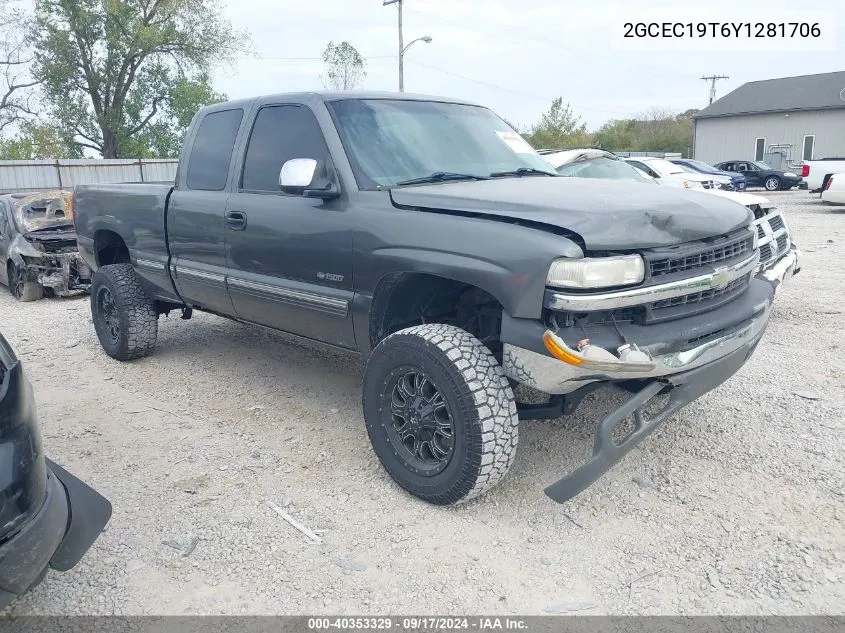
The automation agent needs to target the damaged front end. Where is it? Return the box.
[5,191,92,298]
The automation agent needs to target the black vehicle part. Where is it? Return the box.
[7,262,43,302]
[362,324,518,505]
[544,336,759,503]
[516,383,604,420]
[90,263,158,360]
[46,459,112,571]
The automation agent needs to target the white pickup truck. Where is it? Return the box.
[802,158,845,192]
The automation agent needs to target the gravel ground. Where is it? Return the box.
[0,190,843,616]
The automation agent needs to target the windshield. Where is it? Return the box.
[557,156,655,183]
[644,158,687,176]
[752,161,773,170]
[686,159,717,173]
[327,99,556,189]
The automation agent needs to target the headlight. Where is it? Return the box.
[547,255,645,289]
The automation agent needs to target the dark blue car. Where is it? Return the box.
[670,159,746,191]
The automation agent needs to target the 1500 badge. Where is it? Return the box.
[317,272,344,283]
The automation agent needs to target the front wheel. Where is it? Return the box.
[363,324,519,506]
[7,263,43,302]
[765,176,782,191]
[90,264,158,360]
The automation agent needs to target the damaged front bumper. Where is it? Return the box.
[14,246,92,298]
[758,246,801,292]
[29,251,93,297]
[503,279,772,395]
[501,278,774,503]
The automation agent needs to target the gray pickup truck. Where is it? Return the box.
[73,92,775,506]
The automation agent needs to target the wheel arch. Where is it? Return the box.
[368,271,506,354]
[93,229,130,267]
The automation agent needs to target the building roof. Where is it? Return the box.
[694,71,845,119]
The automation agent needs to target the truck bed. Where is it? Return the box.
[803,158,845,191]
[73,183,176,299]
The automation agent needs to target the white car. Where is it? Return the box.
[622,157,718,190]
[821,172,845,204]
[802,159,845,192]
[544,149,800,289]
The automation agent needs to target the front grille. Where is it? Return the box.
[557,273,752,327]
[648,231,753,277]
[757,224,765,239]
[777,234,788,253]
[769,215,785,232]
[651,276,747,310]
[760,243,773,262]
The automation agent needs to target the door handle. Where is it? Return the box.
[226,211,247,231]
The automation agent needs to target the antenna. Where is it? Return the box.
[701,75,729,105]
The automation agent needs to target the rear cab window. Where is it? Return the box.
[186,109,245,191]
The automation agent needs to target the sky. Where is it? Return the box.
[214,0,844,130]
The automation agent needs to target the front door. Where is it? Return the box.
[168,108,245,315]
[224,103,356,348]
[0,200,11,286]
[738,163,762,186]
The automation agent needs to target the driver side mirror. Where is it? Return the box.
[279,158,340,200]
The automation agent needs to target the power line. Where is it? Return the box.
[407,2,691,81]
[404,59,635,116]
[701,74,729,104]
[241,55,395,61]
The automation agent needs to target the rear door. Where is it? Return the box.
[168,108,247,314]
[224,102,356,348]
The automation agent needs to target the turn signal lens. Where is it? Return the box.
[543,331,583,366]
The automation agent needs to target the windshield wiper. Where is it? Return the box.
[489,167,557,178]
[394,172,489,187]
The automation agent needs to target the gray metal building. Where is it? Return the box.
[693,71,845,169]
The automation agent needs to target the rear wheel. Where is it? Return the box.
[7,263,43,302]
[765,176,781,191]
[363,324,519,505]
[90,264,158,360]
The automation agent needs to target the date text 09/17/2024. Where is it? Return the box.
[307,617,529,630]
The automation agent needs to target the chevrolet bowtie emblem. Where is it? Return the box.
[710,268,730,289]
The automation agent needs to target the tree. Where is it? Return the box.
[524,98,593,149]
[594,109,699,156]
[31,0,247,158]
[594,119,637,152]
[1,0,38,134]
[117,73,226,157]
[321,41,366,91]
[0,121,82,159]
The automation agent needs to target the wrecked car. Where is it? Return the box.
[0,191,92,302]
[0,331,112,609]
[74,92,776,506]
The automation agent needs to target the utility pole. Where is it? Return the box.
[383,0,405,91]
[383,0,432,92]
[701,75,729,105]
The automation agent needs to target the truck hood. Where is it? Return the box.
[389,177,753,251]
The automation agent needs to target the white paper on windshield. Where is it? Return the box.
[495,131,536,155]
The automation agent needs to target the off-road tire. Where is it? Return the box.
[7,262,43,302]
[90,263,158,361]
[765,176,782,191]
[363,324,519,505]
